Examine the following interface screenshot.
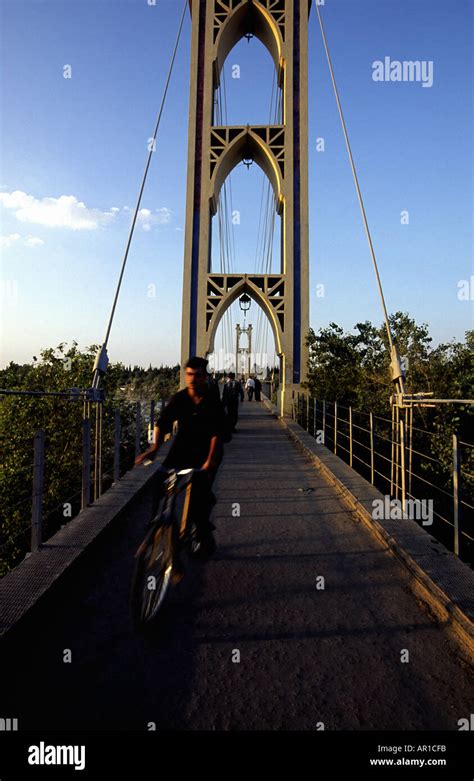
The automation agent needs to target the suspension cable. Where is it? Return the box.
[92,0,187,388]
[315,4,405,393]
[254,69,279,370]
[214,70,232,367]
[222,65,238,369]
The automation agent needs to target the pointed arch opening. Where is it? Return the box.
[210,157,282,275]
[210,127,284,212]
[214,0,284,79]
[214,35,282,127]
[207,290,280,380]
[206,276,282,361]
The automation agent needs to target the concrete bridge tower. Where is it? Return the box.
[181,0,311,415]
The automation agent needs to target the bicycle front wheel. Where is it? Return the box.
[131,523,173,626]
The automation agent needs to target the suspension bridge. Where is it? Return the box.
[0,0,473,743]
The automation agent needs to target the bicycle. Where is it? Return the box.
[130,465,205,627]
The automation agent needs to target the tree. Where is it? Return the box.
[0,343,180,576]
[303,317,473,560]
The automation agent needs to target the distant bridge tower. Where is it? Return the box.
[236,323,252,377]
[181,0,310,415]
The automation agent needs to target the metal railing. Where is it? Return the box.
[292,393,474,562]
[0,399,165,576]
[262,378,280,407]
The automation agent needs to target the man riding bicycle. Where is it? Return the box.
[135,356,227,557]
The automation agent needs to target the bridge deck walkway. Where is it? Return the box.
[1,402,472,729]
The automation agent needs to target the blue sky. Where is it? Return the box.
[0,0,472,371]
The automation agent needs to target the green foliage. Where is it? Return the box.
[303,315,473,559]
[304,312,438,411]
[305,314,472,411]
[0,343,180,576]
[118,364,180,402]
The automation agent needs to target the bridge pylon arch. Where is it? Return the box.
[181,0,310,416]
[206,274,283,357]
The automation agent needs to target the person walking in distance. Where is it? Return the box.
[254,376,262,402]
[245,375,255,401]
[222,372,244,433]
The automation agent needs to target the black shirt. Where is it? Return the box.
[157,387,227,469]
[222,379,243,407]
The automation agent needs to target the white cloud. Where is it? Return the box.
[1,233,46,249]
[110,207,120,213]
[0,233,21,248]
[155,207,172,224]
[137,206,172,231]
[0,190,116,230]
[24,236,45,247]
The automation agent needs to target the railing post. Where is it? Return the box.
[306,394,310,432]
[135,402,141,458]
[369,412,375,485]
[400,419,406,514]
[113,410,121,483]
[394,405,400,499]
[323,399,326,440]
[408,407,413,498]
[349,407,353,468]
[150,400,155,438]
[292,390,295,420]
[453,433,460,557]
[97,401,103,498]
[31,430,45,552]
[313,398,317,439]
[390,404,395,495]
[93,403,99,501]
[82,418,91,509]
[334,401,338,454]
